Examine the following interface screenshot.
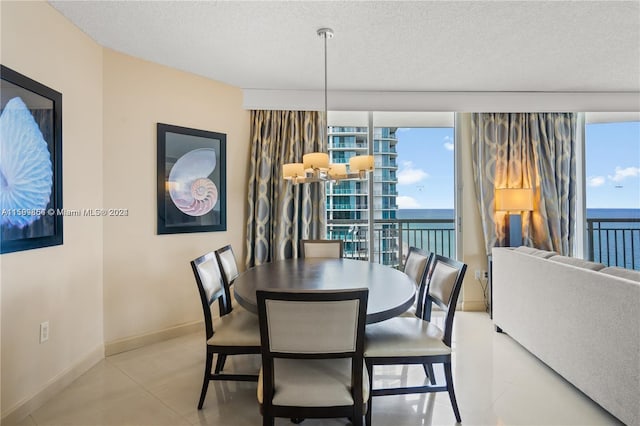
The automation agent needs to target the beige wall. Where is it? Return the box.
[1,1,104,418]
[1,1,250,419]
[102,50,250,346]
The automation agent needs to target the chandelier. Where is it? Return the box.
[283,28,374,184]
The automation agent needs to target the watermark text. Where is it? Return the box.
[1,208,129,217]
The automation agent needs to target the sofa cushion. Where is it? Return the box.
[600,266,640,282]
[548,255,605,271]
[514,246,557,258]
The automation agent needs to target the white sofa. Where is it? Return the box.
[492,247,640,426]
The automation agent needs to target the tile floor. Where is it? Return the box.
[9,312,622,426]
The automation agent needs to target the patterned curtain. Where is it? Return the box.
[471,113,577,255]
[245,110,327,267]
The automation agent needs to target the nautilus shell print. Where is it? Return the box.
[0,97,53,228]
[168,148,219,216]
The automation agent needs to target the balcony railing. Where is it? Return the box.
[587,217,640,270]
[325,216,639,271]
[327,218,456,267]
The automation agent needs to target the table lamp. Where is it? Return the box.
[495,188,534,247]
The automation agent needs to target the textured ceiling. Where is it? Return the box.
[49,1,640,93]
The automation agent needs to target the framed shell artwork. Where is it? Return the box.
[1,65,63,254]
[157,123,227,234]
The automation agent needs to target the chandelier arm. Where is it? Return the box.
[284,28,372,185]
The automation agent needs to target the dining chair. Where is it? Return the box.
[256,289,369,426]
[190,252,261,409]
[300,239,344,258]
[364,254,467,424]
[215,244,240,288]
[400,247,433,318]
[213,244,252,374]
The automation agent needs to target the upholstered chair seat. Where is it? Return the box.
[257,359,370,406]
[365,317,449,358]
[208,309,261,347]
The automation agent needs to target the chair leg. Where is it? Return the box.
[263,416,274,426]
[423,363,436,385]
[352,402,364,426]
[444,362,461,423]
[365,360,373,426]
[214,354,227,374]
[198,351,214,409]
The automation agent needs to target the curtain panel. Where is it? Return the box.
[471,113,577,255]
[245,110,326,267]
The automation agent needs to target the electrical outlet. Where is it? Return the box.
[483,270,489,279]
[40,321,49,343]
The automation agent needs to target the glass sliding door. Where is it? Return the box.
[584,113,640,269]
[391,125,455,265]
[326,112,456,266]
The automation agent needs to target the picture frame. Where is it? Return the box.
[1,65,63,254]
[157,123,227,234]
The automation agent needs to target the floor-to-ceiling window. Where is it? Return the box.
[326,112,455,266]
[585,114,640,269]
[393,126,455,265]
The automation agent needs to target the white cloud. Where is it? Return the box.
[397,196,421,209]
[397,161,429,185]
[588,176,606,187]
[443,136,454,151]
[608,166,640,182]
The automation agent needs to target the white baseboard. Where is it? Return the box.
[1,322,205,424]
[1,344,104,425]
[104,320,203,357]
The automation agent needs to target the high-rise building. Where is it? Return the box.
[326,126,399,265]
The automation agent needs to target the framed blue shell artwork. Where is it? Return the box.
[1,65,63,254]
[157,123,226,234]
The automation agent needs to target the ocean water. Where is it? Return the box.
[396,208,640,269]
[396,209,456,258]
[397,209,455,220]
[397,208,640,220]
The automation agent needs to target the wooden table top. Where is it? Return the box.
[233,258,416,324]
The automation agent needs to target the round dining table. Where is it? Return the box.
[233,258,416,324]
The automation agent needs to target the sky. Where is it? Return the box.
[394,127,455,209]
[393,121,640,210]
[585,121,640,209]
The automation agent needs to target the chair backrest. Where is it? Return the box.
[300,239,344,259]
[418,254,467,347]
[404,247,433,316]
[257,289,368,407]
[215,244,239,287]
[190,252,232,340]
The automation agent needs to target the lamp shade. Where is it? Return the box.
[349,155,374,172]
[495,188,534,212]
[303,153,330,171]
[283,163,305,180]
[328,163,347,178]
